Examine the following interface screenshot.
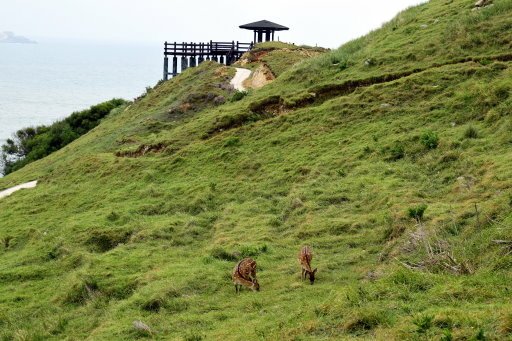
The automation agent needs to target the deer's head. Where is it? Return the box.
[308,268,317,285]
[251,279,260,291]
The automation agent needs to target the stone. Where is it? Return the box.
[133,320,152,334]
[475,0,492,7]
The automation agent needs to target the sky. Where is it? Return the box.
[1,0,426,48]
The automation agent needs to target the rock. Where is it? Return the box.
[245,64,275,89]
[213,96,226,105]
[364,58,375,67]
[381,103,392,108]
[133,320,152,334]
[420,24,428,29]
[475,0,492,7]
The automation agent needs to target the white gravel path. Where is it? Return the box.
[0,180,38,199]
[230,68,252,91]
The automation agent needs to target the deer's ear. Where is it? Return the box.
[313,268,318,274]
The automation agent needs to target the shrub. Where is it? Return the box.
[223,136,241,147]
[388,143,405,161]
[408,204,428,222]
[230,90,248,102]
[86,229,132,253]
[1,98,127,175]
[464,126,479,139]
[420,131,439,149]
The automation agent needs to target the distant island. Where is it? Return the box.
[0,31,36,44]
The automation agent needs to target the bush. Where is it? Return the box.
[420,131,439,150]
[86,229,132,253]
[464,126,479,139]
[408,204,428,222]
[1,98,127,175]
[230,90,248,102]
[223,136,241,147]
[388,143,405,161]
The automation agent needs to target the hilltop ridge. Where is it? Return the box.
[0,0,511,339]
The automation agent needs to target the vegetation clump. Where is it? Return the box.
[408,204,428,222]
[464,125,479,139]
[0,98,127,175]
[420,131,439,149]
[230,90,248,102]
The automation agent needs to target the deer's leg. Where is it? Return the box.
[301,268,305,280]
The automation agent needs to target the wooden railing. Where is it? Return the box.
[163,41,254,80]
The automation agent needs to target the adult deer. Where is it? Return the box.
[232,258,260,293]
[298,246,317,284]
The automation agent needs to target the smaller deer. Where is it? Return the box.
[232,258,260,293]
[298,246,317,285]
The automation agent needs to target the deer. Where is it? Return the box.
[298,246,317,284]
[232,257,260,293]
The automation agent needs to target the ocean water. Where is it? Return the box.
[0,40,162,148]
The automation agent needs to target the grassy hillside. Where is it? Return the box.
[0,0,511,339]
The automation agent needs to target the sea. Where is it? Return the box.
[0,40,162,150]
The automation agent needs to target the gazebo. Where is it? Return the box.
[239,20,289,43]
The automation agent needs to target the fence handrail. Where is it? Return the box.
[164,41,253,56]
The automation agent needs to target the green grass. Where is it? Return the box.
[0,0,511,339]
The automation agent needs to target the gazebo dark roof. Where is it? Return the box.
[239,20,289,31]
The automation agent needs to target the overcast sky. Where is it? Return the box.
[1,0,426,48]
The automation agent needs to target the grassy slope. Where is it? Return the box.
[1,0,512,340]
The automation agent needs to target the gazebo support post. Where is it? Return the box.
[163,56,169,81]
[172,56,178,76]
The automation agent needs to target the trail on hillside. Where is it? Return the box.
[230,68,252,91]
[0,180,38,199]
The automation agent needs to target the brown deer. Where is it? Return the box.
[298,246,317,284]
[232,258,260,293]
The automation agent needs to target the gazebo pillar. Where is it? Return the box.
[265,30,271,42]
[257,30,263,43]
[172,56,178,76]
[181,56,188,72]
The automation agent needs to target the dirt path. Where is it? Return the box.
[230,68,252,91]
[0,181,38,199]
